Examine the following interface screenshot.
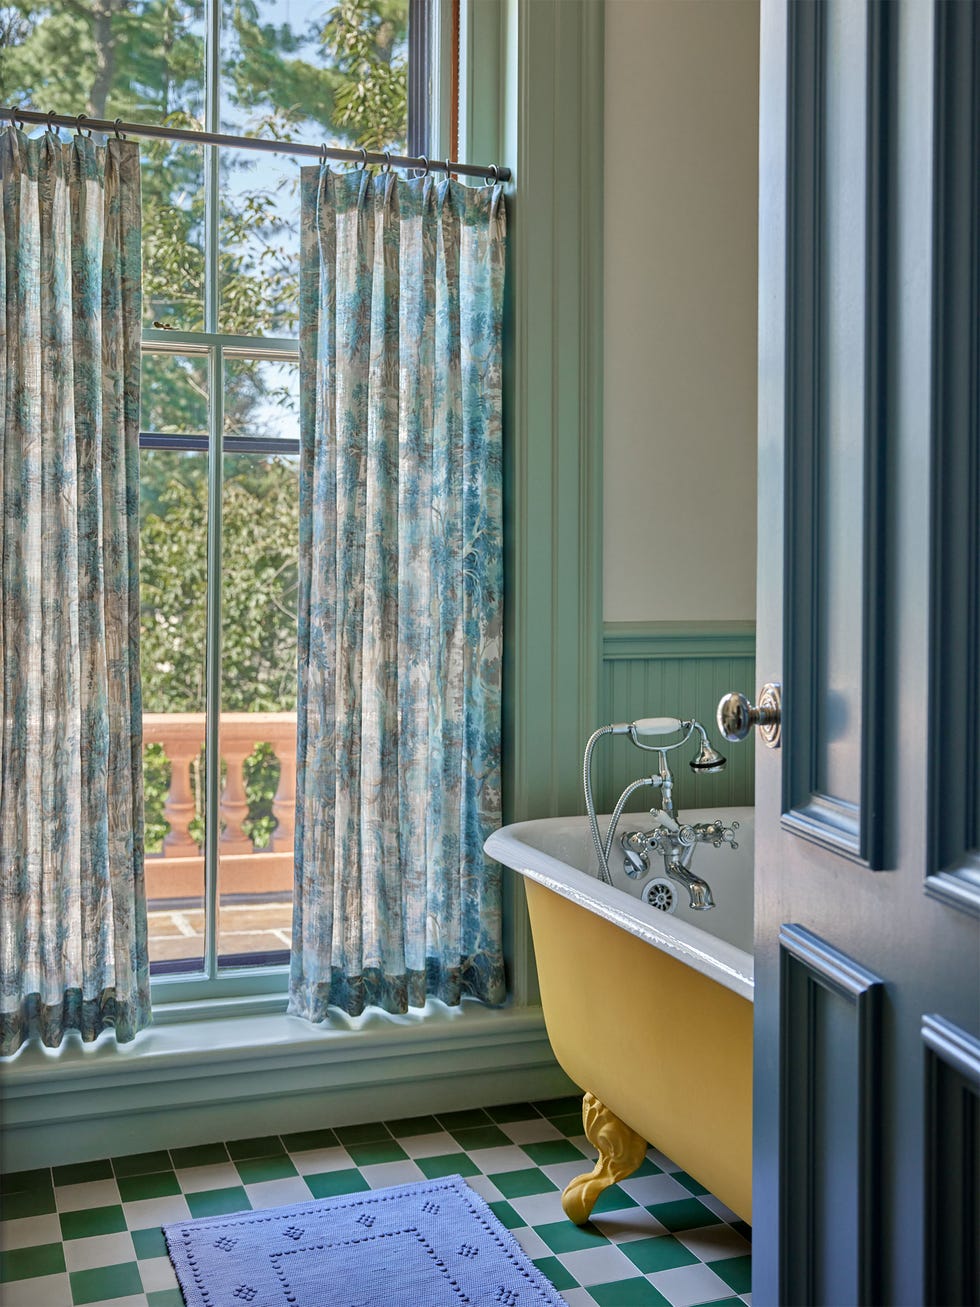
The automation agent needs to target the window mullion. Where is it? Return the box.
[203,345,224,981]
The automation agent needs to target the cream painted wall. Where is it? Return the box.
[603,0,759,622]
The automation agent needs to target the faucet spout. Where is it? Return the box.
[665,861,715,910]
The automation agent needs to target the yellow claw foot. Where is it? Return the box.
[561,1091,648,1225]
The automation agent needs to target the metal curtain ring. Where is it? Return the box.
[75,114,91,137]
[114,118,125,139]
[320,142,328,164]
[418,155,429,176]
[485,163,499,185]
[444,158,452,178]
[381,151,392,173]
[8,105,22,130]
[357,147,368,170]
[47,108,58,134]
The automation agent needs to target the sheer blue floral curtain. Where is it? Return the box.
[291,168,506,1021]
[0,128,149,1055]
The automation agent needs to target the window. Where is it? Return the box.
[2,0,445,1005]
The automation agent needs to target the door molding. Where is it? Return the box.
[781,0,888,870]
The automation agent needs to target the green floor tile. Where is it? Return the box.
[185,1186,252,1218]
[708,1253,753,1294]
[170,1142,230,1170]
[414,1153,479,1180]
[111,1150,173,1179]
[225,1135,286,1160]
[486,1200,523,1230]
[532,1255,578,1291]
[280,1127,339,1152]
[333,1121,392,1146]
[52,1159,113,1188]
[732,1219,752,1240]
[673,1169,710,1196]
[485,1102,537,1124]
[117,1171,181,1202]
[0,1241,66,1283]
[589,1277,670,1306]
[534,1095,584,1119]
[631,1157,663,1178]
[131,1226,168,1260]
[69,1260,143,1305]
[147,1291,186,1307]
[303,1168,370,1199]
[535,1219,609,1254]
[449,1124,512,1151]
[59,1204,127,1241]
[624,1233,699,1274]
[487,1168,557,1199]
[521,1139,587,1166]
[646,1197,719,1232]
[384,1114,440,1138]
[1,1168,52,1194]
[589,1184,640,1214]
[550,1112,586,1137]
[345,1139,409,1167]
[435,1108,491,1131]
[0,1187,57,1220]
[234,1154,299,1184]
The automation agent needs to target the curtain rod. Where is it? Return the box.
[2,106,511,183]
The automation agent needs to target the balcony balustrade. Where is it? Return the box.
[142,712,296,903]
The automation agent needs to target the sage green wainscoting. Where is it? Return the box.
[598,622,756,815]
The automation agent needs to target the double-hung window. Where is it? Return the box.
[2,0,450,1008]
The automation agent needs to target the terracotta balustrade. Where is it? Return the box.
[142,712,297,902]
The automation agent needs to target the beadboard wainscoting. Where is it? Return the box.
[599,623,757,816]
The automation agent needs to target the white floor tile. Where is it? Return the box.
[650,1261,733,1307]
[507,1190,568,1227]
[244,1177,318,1208]
[647,1148,681,1172]
[63,1230,135,1272]
[0,1212,62,1250]
[290,1147,354,1176]
[558,1243,638,1288]
[675,1223,751,1262]
[590,1208,665,1242]
[358,1160,425,1190]
[559,1290,596,1307]
[618,1172,690,1206]
[122,1194,190,1229]
[540,1160,590,1191]
[398,1132,461,1159]
[468,1145,537,1174]
[461,1174,504,1204]
[499,1119,563,1145]
[86,1295,148,1307]
[743,1292,752,1304]
[54,1179,121,1213]
[136,1254,179,1292]
[510,1226,551,1259]
[0,1272,73,1306]
[174,1162,241,1193]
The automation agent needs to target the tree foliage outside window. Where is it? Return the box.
[1,0,409,862]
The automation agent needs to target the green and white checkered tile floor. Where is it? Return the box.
[0,1097,751,1307]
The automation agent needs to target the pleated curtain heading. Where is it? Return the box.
[0,128,149,1055]
[291,167,506,1021]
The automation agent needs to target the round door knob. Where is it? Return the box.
[716,682,782,749]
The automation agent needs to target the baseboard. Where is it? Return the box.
[0,1003,574,1171]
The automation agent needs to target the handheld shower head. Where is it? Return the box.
[689,721,727,772]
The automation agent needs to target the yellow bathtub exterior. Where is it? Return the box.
[524,879,753,1224]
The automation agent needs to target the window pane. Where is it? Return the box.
[140,447,209,975]
[0,1,205,125]
[217,444,300,968]
[142,141,207,332]
[142,351,209,436]
[224,357,299,442]
[218,148,300,337]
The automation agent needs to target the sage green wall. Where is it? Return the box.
[602,0,760,624]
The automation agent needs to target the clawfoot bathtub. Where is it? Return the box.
[485,808,753,1225]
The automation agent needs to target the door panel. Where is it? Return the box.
[754,1,980,1302]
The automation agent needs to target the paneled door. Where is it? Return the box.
[746,2,979,1302]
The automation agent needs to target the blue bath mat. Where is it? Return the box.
[164,1173,564,1306]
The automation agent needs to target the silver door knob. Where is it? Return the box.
[717,683,782,749]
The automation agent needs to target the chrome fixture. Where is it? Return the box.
[582,716,732,898]
[717,682,782,749]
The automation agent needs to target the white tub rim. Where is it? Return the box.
[485,814,754,1002]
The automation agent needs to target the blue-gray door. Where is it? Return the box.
[750,2,979,1302]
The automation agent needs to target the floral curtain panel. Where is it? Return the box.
[0,129,149,1055]
[291,168,506,1021]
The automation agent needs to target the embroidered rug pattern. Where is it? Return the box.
[164,1174,565,1306]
